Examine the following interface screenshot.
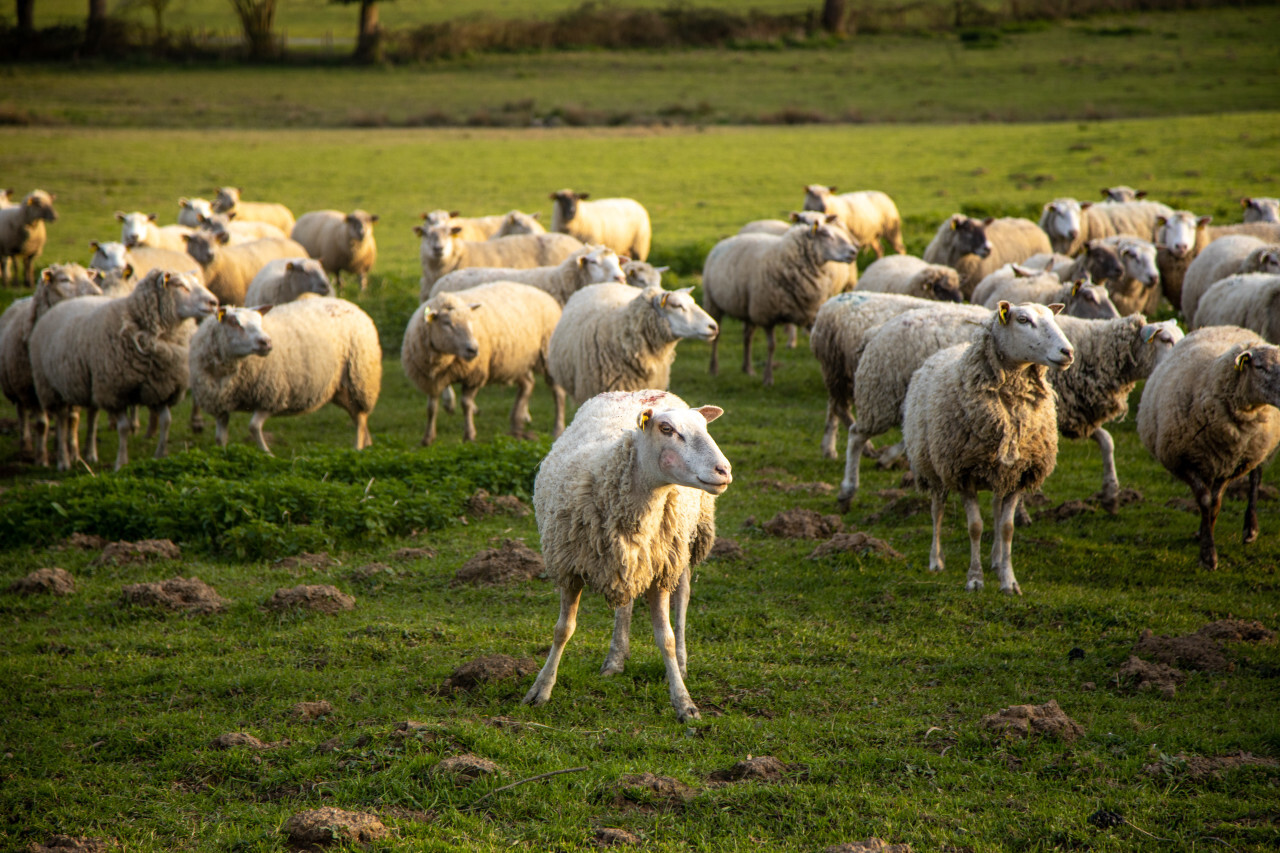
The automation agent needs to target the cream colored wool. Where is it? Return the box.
[244,258,333,306]
[211,187,296,234]
[1182,236,1280,325]
[128,245,205,283]
[495,210,546,237]
[1038,198,1174,256]
[802,185,905,257]
[415,219,584,291]
[857,254,963,301]
[182,233,309,306]
[177,197,213,228]
[923,215,1051,298]
[550,189,651,261]
[1192,274,1280,343]
[739,211,856,296]
[290,209,378,290]
[0,190,58,287]
[197,212,288,244]
[426,245,624,305]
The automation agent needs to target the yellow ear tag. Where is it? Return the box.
[998,304,1010,325]
[660,293,669,308]
[950,218,958,231]
[637,411,651,430]
[1071,281,1082,297]
[811,221,820,236]
[425,309,436,323]
[1236,351,1252,371]
[216,307,228,323]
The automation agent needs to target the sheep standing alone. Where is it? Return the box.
[182,232,309,306]
[243,258,333,306]
[0,190,58,287]
[524,390,731,722]
[550,189,651,261]
[922,215,1052,298]
[116,211,192,253]
[189,298,382,453]
[426,245,625,305]
[902,302,1075,594]
[802,185,906,257]
[857,255,962,302]
[549,284,719,406]
[211,187,296,234]
[291,209,378,291]
[702,217,857,386]
[1242,197,1280,223]
[1192,274,1280,343]
[1038,198,1174,256]
[415,219,584,291]
[401,282,564,445]
[1138,326,1280,570]
[1180,235,1280,325]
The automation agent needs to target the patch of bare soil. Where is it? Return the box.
[1225,479,1279,501]
[606,773,694,811]
[347,562,396,582]
[466,489,531,518]
[763,508,843,539]
[211,732,281,750]
[1131,628,1231,672]
[980,699,1083,742]
[708,538,744,560]
[1198,619,1275,644]
[451,539,544,587]
[389,547,436,562]
[808,532,903,560]
[1040,500,1095,521]
[1112,656,1184,698]
[119,577,228,614]
[440,654,539,692]
[707,755,789,784]
[863,492,930,525]
[283,807,387,847]
[267,585,355,614]
[432,754,503,783]
[63,532,107,550]
[1092,488,1143,511]
[1165,497,1198,513]
[593,827,641,847]
[390,720,437,740]
[8,567,76,596]
[823,840,913,853]
[277,552,338,571]
[316,736,344,754]
[290,701,333,720]
[1144,752,1280,779]
[92,539,181,567]
[755,479,835,495]
[25,836,112,853]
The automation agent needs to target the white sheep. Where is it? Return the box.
[425,245,625,305]
[182,232,310,306]
[290,209,378,291]
[524,389,731,722]
[802,185,906,257]
[702,216,857,386]
[116,210,193,253]
[0,190,58,287]
[857,254,964,302]
[550,189,652,261]
[623,260,668,288]
[189,298,382,454]
[740,210,857,304]
[420,209,504,242]
[902,302,1075,594]
[1097,235,1162,315]
[243,258,333,306]
[971,265,1120,319]
[922,215,1052,298]
[1018,240,1126,291]
[1181,235,1280,325]
[0,188,13,207]
[88,240,202,295]
[1153,215,1280,311]
[196,212,288,244]
[177,197,213,228]
[30,271,218,471]
[1038,198,1174,256]
[1101,186,1148,203]
[548,284,719,407]
[1192,274,1280,343]
[401,282,564,445]
[1138,326,1280,570]
[210,187,296,234]
[1242,197,1280,224]
[414,218,583,291]
[495,210,547,236]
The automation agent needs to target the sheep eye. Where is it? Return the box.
[659,423,674,435]
[1016,315,1030,325]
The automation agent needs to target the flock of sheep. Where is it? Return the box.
[3,180,1280,719]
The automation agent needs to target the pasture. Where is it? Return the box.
[2,111,1280,850]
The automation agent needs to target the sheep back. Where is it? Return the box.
[1193,274,1280,344]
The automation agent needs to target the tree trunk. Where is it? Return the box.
[354,0,381,64]
[85,0,108,52]
[16,0,35,35]
[231,0,279,61]
[821,0,846,35]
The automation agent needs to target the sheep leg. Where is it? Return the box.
[460,386,480,442]
[353,411,372,450]
[875,441,906,469]
[600,600,632,677]
[646,584,699,722]
[837,422,871,513]
[138,406,151,438]
[82,407,97,465]
[869,238,884,259]
[422,395,439,446]
[52,409,69,471]
[190,402,205,434]
[509,372,535,439]
[763,326,778,387]
[33,407,50,466]
[248,410,273,455]
[215,413,231,448]
[709,335,720,376]
[523,579,584,707]
[821,401,840,460]
[785,323,798,349]
[441,385,456,414]
[963,491,984,591]
[1092,427,1120,512]
[1184,470,1222,571]
[550,382,566,439]
[672,566,691,678]
[1243,466,1263,545]
[928,490,948,573]
[112,410,130,471]
[741,322,756,377]
[994,491,1022,595]
[1014,495,1031,527]
[152,406,172,459]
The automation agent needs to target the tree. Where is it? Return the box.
[821,0,846,35]
[16,0,35,36]
[85,0,109,51]
[332,0,389,64]
[229,0,278,60]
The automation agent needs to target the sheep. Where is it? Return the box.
[210,187,296,234]
[290,209,378,291]
[740,210,857,300]
[856,254,964,302]
[524,389,731,722]
[420,209,503,242]
[1018,239,1126,290]
[30,270,218,471]
[0,190,58,287]
[0,188,12,285]
[971,266,1120,320]
[88,240,201,294]
[425,245,625,305]
[189,298,381,454]
[1101,186,1148,203]
[922,215,1052,298]
[1097,235,1163,315]
[802,185,906,257]
[181,232,310,306]
[624,260,667,288]
[902,302,1075,594]
[116,210,193,253]
[495,210,547,237]
[548,284,719,407]
[402,282,564,446]
[177,197,213,228]
[1038,198,1174,256]
[0,265,103,461]
[0,188,13,207]
[1181,235,1280,325]
[1137,326,1280,570]
[1192,274,1280,343]
[243,258,333,306]
[550,189,651,261]
[702,216,858,386]
[1242,197,1280,224]
[1154,215,1280,311]
[415,218,584,291]
[196,212,288,244]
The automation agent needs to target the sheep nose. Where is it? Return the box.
[1067,229,1079,240]
[463,345,479,359]
[613,273,626,283]
[714,462,732,481]
[1060,346,1075,359]
[257,339,273,355]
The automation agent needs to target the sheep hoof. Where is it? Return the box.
[836,495,852,515]
[965,577,984,591]
[600,661,625,677]
[676,706,701,722]
[1001,582,1022,596]
[522,685,551,707]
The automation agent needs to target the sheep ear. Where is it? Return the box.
[257,304,275,316]
[41,268,53,282]
[677,287,694,296]
[1081,202,1093,210]
[181,233,192,243]
[1140,325,1161,344]
[828,185,837,192]
[636,409,653,431]
[789,211,802,223]
[413,225,425,237]
[450,226,463,236]
[1011,264,1035,277]
[226,211,238,221]
[577,192,590,200]
[179,197,189,205]
[810,221,820,236]
[982,217,995,226]
[825,214,838,224]
[468,303,482,311]
[162,272,173,286]
[448,210,460,218]
[216,307,229,323]
[950,217,958,231]
[659,292,670,308]
[90,240,100,250]
[1136,190,1147,199]
[370,214,379,223]
[1099,188,1109,198]
[1241,197,1251,208]
[88,269,103,283]
[1196,216,1212,228]
[114,211,125,221]
[531,211,541,220]
[1047,303,1066,315]
[216,231,231,245]
[577,256,587,268]
[548,193,558,201]
[148,213,157,222]
[1235,350,1253,371]
[619,255,631,263]
[124,264,134,279]
[997,301,1011,325]
[424,308,436,323]
[655,266,670,274]
[696,405,724,423]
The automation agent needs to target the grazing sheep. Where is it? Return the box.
[116,211,193,253]
[703,216,857,386]
[177,197,213,228]
[858,255,964,302]
[624,260,668,288]
[210,187,296,234]
[972,266,1120,320]
[414,219,584,291]
[1019,240,1126,289]
[182,232,309,306]
[1101,186,1148,203]
[189,298,381,453]
[243,258,333,306]
[290,209,378,291]
[1192,274,1280,343]
[0,265,103,461]
[524,389,731,722]
[30,271,218,471]
[401,282,564,445]
[0,190,58,287]
[802,185,906,257]
[549,284,719,407]
[1242,197,1280,224]
[1138,326,1280,570]
[550,189,651,261]
[1181,235,1280,325]
[1038,198,1174,256]
[426,245,625,305]
[196,212,288,244]
[495,210,547,236]
[902,302,1075,594]
[1097,235,1163,315]
[922,215,1052,298]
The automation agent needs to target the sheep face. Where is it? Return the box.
[497,210,542,236]
[211,187,241,214]
[1102,186,1145,203]
[1063,280,1119,320]
[580,246,626,285]
[624,260,666,288]
[422,301,481,361]
[992,301,1075,370]
[0,188,12,206]
[635,405,732,496]
[167,272,219,320]
[214,307,273,358]
[285,259,333,297]
[1156,211,1210,259]
[1041,199,1082,246]
[117,211,155,248]
[1080,241,1125,284]
[1244,248,1280,275]
[549,189,586,222]
[195,213,234,242]
[807,216,858,263]
[182,232,229,265]
[950,215,994,258]
[414,221,459,264]
[41,264,103,300]
[1228,343,1280,409]
[345,210,377,243]
[1242,197,1280,224]
[801,184,836,214]
[178,197,213,226]
[23,190,58,224]
[1140,319,1184,365]
[652,288,718,342]
[89,241,130,275]
[915,267,963,302]
[1115,239,1160,287]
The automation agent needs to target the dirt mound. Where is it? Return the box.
[283,807,387,847]
[1132,627,1230,672]
[1093,488,1143,512]
[863,492,929,525]
[708,755,788,783]
[433,754,503,782]
[8,567,76,596]
[808,532,902,560]
[823,840,912,853]
[452,539,544,587]
[755,479,835,495]
[25,836,111,853]
[1040,500,1095,521]
[347,562,395,582]
[92,539,181,567]
[1144,752,1280,779]
[763,508,843,539]
[211,732,277,750]
[389,547,436,562]
[466,489,532,518]
[708,538,744,560]
[1112,656,1184,698]
[441,654,539,692]
[266,585,355,614]
[593,827,641,847]
[119,577,228,614]
[290,701,333,720]
[607,773,694,810]
[63,532,108,550]
[980,699,1083,742]
[1198,619,1274,644]
[277,552,338,571]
